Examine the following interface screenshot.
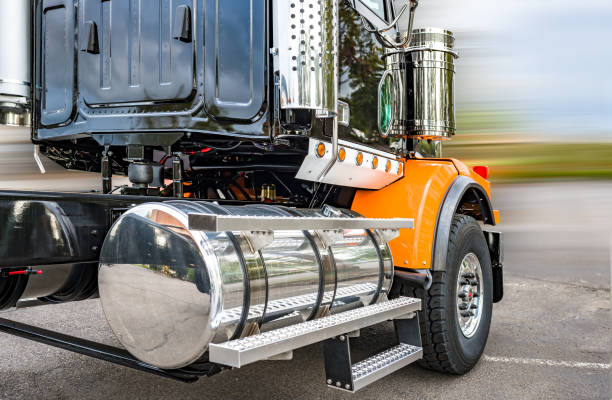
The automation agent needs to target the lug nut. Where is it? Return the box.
[458,292,467,299]
[470,304,478,309]
[458,304,468,310]
[327,379,332,385]
[470,281,478,286]
[462,272,475,279]
[460,311,475,318]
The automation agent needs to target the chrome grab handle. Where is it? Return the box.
[360,4,408,35]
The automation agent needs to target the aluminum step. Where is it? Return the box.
[208,297,421,368]
[188,213,414,232]
[349,343,422,391]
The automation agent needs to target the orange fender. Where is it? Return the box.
[351,159,459,269]
[352,158,499,269]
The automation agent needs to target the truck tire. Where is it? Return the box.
[398,214,493,374]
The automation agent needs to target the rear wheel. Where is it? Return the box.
[398,214,493,374]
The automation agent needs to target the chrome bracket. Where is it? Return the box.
[347,330,360,338]
[377,228,400,242]
[395,312,416,320]
[33,145,46,174]
[315,229,344,248]
[322,204,344,218]
[242,230,275,253]
[101,146,112,194]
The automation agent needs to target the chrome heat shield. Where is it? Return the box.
[274,0,338,114]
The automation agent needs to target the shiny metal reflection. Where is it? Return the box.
[275,0,338,113]
[98,202,392,369]
[381,28,457,139]
[0,0,31,127]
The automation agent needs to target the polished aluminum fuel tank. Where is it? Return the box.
[381,28,457,139]
[0,0,31,126]
[98,202,393,369]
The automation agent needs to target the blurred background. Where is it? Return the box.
[419,0,612,290]
[419,0,612,180]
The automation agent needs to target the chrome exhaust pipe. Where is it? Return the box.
[0,0,32,126]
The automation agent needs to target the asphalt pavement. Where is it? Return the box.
[0,127,610,399]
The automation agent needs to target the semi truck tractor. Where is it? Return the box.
[0,0,503,392]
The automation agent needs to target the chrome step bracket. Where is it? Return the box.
[208,297,421,368]
[324,316,423,393]
[188,213,414,232]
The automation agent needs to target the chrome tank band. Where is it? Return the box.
[406,28,456,55]
[98,202,393,369]
[0,0,31,126]
[382,28,457,139]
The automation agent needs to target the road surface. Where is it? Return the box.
[0,126,610,399]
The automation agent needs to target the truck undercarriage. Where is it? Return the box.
[0,0,503,393]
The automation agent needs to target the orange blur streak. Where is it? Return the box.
[351,159,459,269]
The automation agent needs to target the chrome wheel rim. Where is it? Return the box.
[456,252,483,338]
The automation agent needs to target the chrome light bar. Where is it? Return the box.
[188,214,414,232]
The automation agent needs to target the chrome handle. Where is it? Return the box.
[358,0,419,49]
[360,4,408,34]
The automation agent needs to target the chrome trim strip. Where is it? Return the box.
[336,139,398,159]
[188,214,414,232]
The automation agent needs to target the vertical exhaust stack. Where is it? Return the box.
[0,0,31,127]
[379,28,458,157]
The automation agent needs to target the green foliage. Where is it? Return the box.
[445,141,612,181]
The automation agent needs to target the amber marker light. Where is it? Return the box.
[385,160,392,172]
[372,156,379,169]
[356,152,363,166]
[397,162,404,175]
[316,142,326,158]
[338,147,346,162]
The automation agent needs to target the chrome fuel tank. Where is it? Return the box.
[0,0,31,126]
[98,202,393,369]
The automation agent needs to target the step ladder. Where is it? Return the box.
[209,297,423,393]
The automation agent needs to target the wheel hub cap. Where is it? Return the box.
[456,252,483,338]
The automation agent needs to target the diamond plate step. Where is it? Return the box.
[209,297,421,368]
[350,343,423,391]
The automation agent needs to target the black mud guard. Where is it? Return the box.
[431,176,503,302]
